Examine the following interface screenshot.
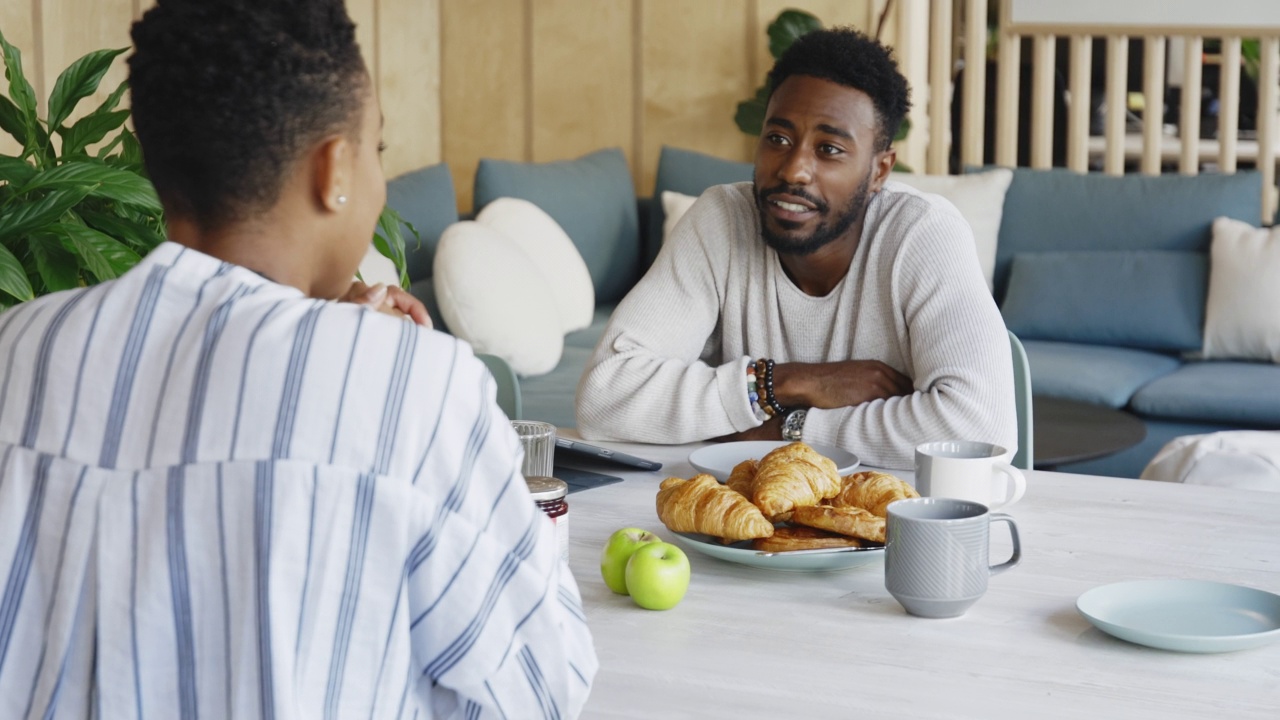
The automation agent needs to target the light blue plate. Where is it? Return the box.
[674,532,883,572]
[1076,579,1280,653]
[688,441,859,482]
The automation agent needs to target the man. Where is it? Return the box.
[0,1,595,717]
[576,27,1015,469]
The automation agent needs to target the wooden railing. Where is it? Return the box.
[899,0,1280,222]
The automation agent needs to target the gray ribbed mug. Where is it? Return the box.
[884,497,1021,618]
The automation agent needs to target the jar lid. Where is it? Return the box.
[526,476,568,501]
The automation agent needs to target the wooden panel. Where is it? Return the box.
[1140,37,1165,175]
[1029,34,1054,168]
[995,6,1021,166]
[39,0,134,123]
[1258,38,1279,222]
[1066,36,1092,172]
[960,0,988,168]
[895,0,928,172]
[1103,36,1128,176]
[1179,36,1202,175]
[0,0,36,156]
[640,0,754,196]
[755,0,876,80]
[926,0,954,174]
[133,0,156,17]
[1218,38,1241,174]
[378,0,441,177]
[441,0,527,211]
[531,0,631,167]
[347,0,377,82]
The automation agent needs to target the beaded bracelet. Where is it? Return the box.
[755,357,788,417]
[746,362,770,422]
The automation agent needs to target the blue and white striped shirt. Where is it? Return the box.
[0,242,597,719]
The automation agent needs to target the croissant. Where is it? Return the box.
[752,526,861,553]
[656,474,775,541]
[831,471,918,517]
[750,442,842,520]
[790,505,886,544]
[726,458,758,497]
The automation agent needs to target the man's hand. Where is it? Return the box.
[773,360,913,409]
[342,281,432,327]
[714,414,783,442]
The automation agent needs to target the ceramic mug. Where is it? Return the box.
[915,441,1026,509]
[884,497,1022,619]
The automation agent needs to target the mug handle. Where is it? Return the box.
[988,513,1021,576]
[992,463,1027,507]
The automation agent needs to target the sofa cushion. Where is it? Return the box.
[1202,217,1280,362]
[992,168,1262,300]
[475,197,595,333]
[1001,250,1207,351]
[520,345,594,428]
[433,221,563,377]
[649,146,752,264]
[1021,340,1181,408]
[564,304,617,350]
[386,163,459,283]
[408,277,447,333]
[887,168,1013,291]
[474,148,639,304]
[661,191,699,243]
[1130,361,1280,426]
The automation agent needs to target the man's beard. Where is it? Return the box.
[755,173,872,257]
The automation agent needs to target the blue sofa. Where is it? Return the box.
[387,150,1280,478]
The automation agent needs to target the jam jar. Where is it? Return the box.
[526,476,569,562]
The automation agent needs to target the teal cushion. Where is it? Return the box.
[1001,251,1207,351]
[564,304,616,350]
[519,345,593,428]
[386,163,459,283]
[992,168,1262,300]
[408,277,447,334]
[1130,361,1280,425]
[649,146,753,264]
[1022,340,1181,408]
[474,148,639,304]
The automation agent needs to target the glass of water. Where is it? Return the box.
[511,420,556,477]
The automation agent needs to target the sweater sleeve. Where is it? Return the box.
[802,200,1019,469]
[575,189,760,443]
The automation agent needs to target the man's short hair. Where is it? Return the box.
[128,0,368,230]
[767,27,912,151]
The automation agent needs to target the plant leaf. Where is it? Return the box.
[19,160,161,213]
[0,27,39,138]
[735,95,767,136]
[0,154,36,186]
[0,241,34,301]
[0,95,28,148]
[77,207,165,252]
[47,47,128,131]
[29,233,82,292]
[894,116,912,143]
[0,185,92,242]
[374,206,410,289]
[50,220,139,281]
[59,109,130,157]
[118,128,143,167]
[767,10,822,60]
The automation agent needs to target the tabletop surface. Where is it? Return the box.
[557,433,1280,720]
[1032,396,1148,468]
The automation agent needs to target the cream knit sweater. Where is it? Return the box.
[575,181,1016,469]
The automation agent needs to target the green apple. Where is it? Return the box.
[600,527,662,594]
[624,541,690,610]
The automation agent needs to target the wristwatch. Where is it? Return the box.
[781,408,808,441]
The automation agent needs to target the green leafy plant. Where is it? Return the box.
[1,27,415,307]
[0,27,164,307]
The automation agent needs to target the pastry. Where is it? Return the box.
[726,458,758,497]
[831,471,918,517]
[752,526,862,553]
[750,442,842,520]
[656,474,775,541]
[790,504,886,544]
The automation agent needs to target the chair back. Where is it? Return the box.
[1007,330,1033,469]
[477,353,522,420]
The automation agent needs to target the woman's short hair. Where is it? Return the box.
[129,0,368,229]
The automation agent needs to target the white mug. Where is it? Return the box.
[915,441,1026,509]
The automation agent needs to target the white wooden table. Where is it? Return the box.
[558,435,1280,719]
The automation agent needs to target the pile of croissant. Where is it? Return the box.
[655,442,918,552]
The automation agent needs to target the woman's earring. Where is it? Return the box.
[337,195,348,205]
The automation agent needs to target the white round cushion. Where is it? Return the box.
[433,221,564,377]
[476,197,594,333]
